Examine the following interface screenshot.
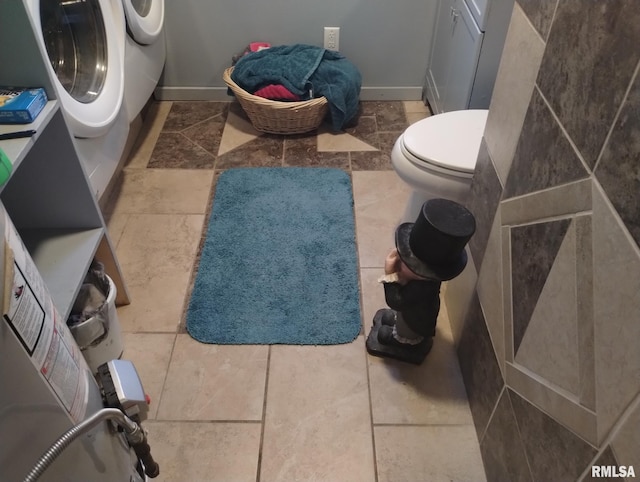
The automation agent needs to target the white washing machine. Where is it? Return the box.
[25,0,130,200]
[121,0,166,122]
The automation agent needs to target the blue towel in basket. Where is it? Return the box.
[231,44,362,131]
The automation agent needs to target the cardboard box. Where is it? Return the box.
[0,87,48,124]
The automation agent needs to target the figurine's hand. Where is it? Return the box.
[384,248,400,275]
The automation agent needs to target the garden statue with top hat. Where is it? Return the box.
[366,198,476,365]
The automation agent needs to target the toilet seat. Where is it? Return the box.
[400,142,474,179]
[401,109,488,177]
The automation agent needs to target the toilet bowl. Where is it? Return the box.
[391,109,488,221]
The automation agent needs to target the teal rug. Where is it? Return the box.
[186,167,361,345]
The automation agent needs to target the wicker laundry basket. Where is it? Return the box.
[223,67,328,135]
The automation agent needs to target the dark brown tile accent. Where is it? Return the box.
[509,389,597,481]
[283,134,349,169]
[595,74,640,248]
[182,116,226,158]
[467,139,503,272]
[350,151,392,171]
[377,131,400,155]
[351,131,396,171]
[228,100,252,123]
[504,89,588,198]
[517,0,558,39]
[344,116,379,149]
[163,101,229,132]
[284,152,350,169]
[537,1,640,168]
[357,101,378,116]
[480,390,533,482]
[360,101,408,132]
[458,293,504,439]
[510,218,570,354]
[148,133,216,169]
[215,135,284,169]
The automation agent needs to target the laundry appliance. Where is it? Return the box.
[26,0,130,200]
[121,0,166,123]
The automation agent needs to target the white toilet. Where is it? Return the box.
[391,109,488,221]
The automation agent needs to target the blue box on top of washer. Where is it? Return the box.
[0,87,48,124]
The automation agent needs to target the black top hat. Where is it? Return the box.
[395,198,476,281]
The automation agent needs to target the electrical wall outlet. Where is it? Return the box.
[323,27,340,51]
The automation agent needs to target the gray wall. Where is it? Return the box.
[445,1,640,480]
[156,0,438,100]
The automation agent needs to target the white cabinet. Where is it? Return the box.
[424,0,514,114]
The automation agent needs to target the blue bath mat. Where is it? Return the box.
[186,167,361,345]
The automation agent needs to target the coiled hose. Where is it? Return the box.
[23,407,159,482]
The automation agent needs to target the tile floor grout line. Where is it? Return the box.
[255,345,272,482]
[373,422,479,428]
[177,131,221,160]
[364,339,380,482]
[177,111,226,133]
[123,330,182,335]
[353,159,378,479]
[175,170,218,334]
[281,136,286,166]
[147,419,264,424]
[152,331,179,420]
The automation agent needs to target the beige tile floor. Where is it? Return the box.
[105,100,486,482]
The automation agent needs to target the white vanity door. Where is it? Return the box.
[424,0,483,113]
[465,0,490,30]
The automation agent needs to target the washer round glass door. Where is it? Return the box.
[38,0,124,138]
[41,0,107,104]
[122,0,164,45]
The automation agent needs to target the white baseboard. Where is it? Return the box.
[154,87,232,101]
[154,86,424,102]
[359,86,423,101]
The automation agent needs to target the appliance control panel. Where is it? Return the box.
[98,359,149,423]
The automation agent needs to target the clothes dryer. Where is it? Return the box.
[121,0,166,122]
[26,0,130,200]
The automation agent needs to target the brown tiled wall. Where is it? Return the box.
[445,1,640,480]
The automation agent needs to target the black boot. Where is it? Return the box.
[379,309,396,326]
[366,310,433,365]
